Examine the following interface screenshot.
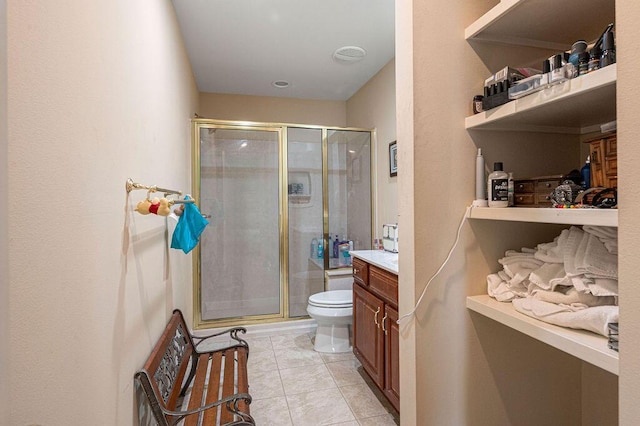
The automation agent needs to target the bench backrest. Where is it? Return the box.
[136,310,195,425]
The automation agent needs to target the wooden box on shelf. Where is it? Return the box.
[586,132,617,188]
[513,175,564,207]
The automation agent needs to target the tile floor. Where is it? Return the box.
[239,331,399,426]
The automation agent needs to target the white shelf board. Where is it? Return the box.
[468,206,618,227]
[467,295,618,375]
[466,64,616,133]
[465,0,615,50]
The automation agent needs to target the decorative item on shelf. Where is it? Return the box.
[550,180,583,207]
[389,141,397,177]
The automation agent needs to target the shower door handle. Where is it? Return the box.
[374,307,381,328]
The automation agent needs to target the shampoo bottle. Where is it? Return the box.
[581,156,591,189]
[488,162,509,208]
[317,237,324,259]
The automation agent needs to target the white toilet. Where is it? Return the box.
[307,282,353,353]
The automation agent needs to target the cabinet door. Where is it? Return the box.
[590,140,605,187]
[353,283,384,389]
[383,305,400,412]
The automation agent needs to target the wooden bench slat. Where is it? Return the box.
[183,353,210,426]
[236,347,249,414]
[219,348,237,424]
[202,351,224,425]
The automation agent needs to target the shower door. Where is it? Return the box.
[196,124,283,323]
[287,127,324,317]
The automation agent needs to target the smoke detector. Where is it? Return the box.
[272,80,290,88]
[333,46,366,63]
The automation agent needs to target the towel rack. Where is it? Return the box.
[126,178,194,204]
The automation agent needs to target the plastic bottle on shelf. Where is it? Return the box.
[581,156,591,190]
[488,162,509,208]
[507,172,515,207]
[317,237,324,259]
[333,234,340,258]
[600,31,616,67]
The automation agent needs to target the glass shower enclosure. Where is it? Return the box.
[192,119,372,328]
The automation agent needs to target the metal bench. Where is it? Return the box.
[135,309,254,426]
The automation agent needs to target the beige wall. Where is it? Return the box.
[6,1,198,424]
[347,59,397,238]
[0,0,7,419]
[617,2,640,423]
[199,92,347,127]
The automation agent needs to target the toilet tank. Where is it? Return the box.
[326,268,353,291]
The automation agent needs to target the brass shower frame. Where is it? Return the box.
[191,118,375,330]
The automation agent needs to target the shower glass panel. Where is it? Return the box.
[327,129,372,264]
[199,126,282,321]
[287,128,324,317]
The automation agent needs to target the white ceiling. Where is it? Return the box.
[171,0,395,101]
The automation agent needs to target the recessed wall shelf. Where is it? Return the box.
[465,64,617,134]
[468,206,618,227]
[467,295,618,375]
[465,0,615,50]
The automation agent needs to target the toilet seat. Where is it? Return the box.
[308,290,352,308]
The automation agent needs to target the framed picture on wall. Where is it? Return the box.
[389,141,397,177]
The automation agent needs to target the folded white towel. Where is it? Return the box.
[583,225,618,255]
[487,273,528,302]
[529,263,566,290]
[563,226,585,276]
[586,277,618,297]
[531,287,616,307]
[575,234,618,279]
[512,297,619,336]
[535,230,568,264]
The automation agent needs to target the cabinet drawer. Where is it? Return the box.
[514,193,535,205]
[352,257,369,286]
[536,180,560,193]
[369,266,398,306]
[514,181,534,193]
[536,193,553,205]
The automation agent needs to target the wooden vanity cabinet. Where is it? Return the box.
[352,259,399,412]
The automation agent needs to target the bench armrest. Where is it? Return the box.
[162,392,254,426]
[192,327,249,355]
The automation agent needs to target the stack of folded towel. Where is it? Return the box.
[487,226,618,336]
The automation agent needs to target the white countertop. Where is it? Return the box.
[350,250,398,275]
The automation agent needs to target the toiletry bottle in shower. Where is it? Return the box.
[311,237,318,258]
[333,234,340,258]
[317,237,324,259]
[488,162,509,208]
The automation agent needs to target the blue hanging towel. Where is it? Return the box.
[171,196,209,254]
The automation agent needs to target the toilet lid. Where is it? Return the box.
[308,290,353,308]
